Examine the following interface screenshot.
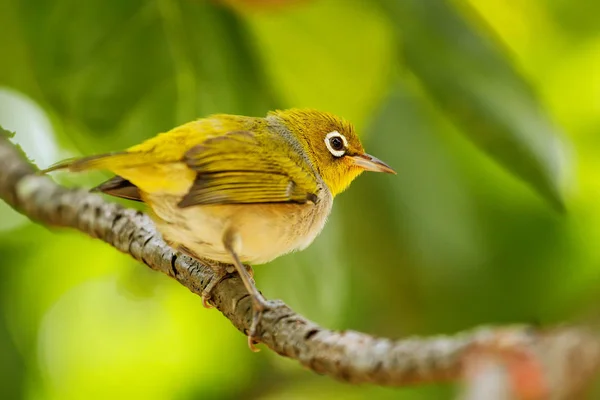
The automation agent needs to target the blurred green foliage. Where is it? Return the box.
[0,0,597,398]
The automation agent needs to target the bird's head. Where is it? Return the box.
[269,108,396,197]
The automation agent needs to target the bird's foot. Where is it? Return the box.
[247,293,270,352]
[200,262,255,309]
[200,261,233,309]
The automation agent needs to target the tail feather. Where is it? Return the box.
[43,151,193,196]
[41,151,137,173]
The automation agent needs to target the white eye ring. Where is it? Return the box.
[324,131,348,158]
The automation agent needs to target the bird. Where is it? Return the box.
[43,108,396,349]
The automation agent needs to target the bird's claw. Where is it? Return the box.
[201,294,214,309]
[248,337,260,352]
[246,294,269,351]
[200,261,232,309]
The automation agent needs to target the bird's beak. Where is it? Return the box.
[348,153,396,174]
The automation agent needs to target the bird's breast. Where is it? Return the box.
[147,190,333,265]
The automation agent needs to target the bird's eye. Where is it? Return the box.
[330,136,344,151]
[324,131,348,158]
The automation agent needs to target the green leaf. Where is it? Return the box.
[379,0,566,211]
[2,0,277,152]
[365,82,486,271]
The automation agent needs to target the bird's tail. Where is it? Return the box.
[41,152,144,174]
[42,151,195,196]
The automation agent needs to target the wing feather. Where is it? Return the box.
[178,131,318,207]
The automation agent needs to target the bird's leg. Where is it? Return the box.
[223,232,269,352]
[228,250,268,352]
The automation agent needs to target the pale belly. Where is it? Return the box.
[146,194,333,265]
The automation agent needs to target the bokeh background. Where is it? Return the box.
[0,0,597,398]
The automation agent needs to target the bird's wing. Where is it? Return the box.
[179,130,318,207]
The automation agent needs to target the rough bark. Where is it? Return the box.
[1,129,599,398]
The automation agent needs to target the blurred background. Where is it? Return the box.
[0,0,597,398]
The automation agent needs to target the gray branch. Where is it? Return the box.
[1,130,599,397]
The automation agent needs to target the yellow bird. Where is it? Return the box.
[44,108,395,348]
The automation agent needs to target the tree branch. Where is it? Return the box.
[1,129,599,397]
